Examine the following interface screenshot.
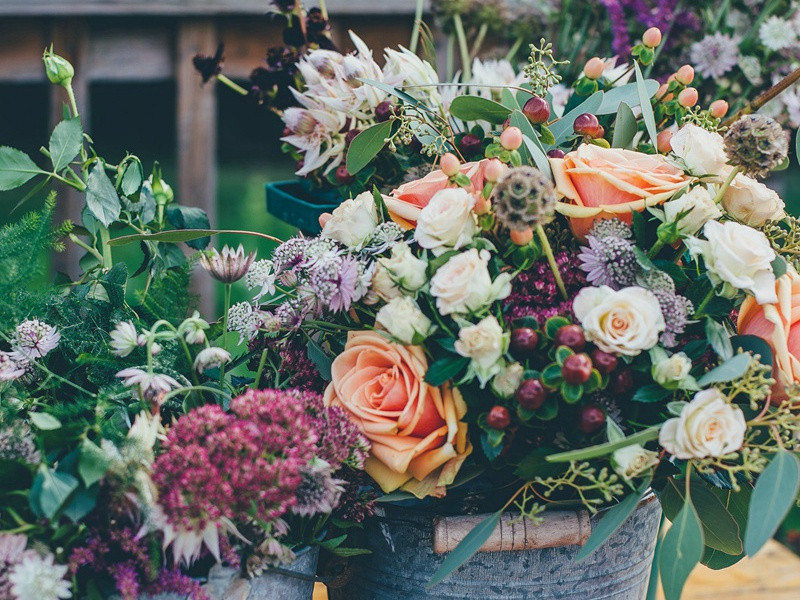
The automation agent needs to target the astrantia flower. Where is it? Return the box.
[272,237,310,285]
[178,311,209,345]
[200,245,256,283]
[578,233,639,289]
[759,16,798,51]
[0,423,40,464]
[9,553,72,600]
[12,319,60,359]
[492,166,557,230]
[292,458,345,517]
[637,271,693,348]
[690,33,740,79]
[109,321,139,357]
[116,368,181,399]
[245,259,276,300]
[193,347,232,373]
[307,254,371,313]
[227,302,262,343]
[247,537,296,575]
[0,351,26,381]
[723,114,789,179]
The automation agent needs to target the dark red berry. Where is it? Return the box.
[591,349,618,375]
[458,133,482,157]
[562,353,593,385]
[577,404,606,434]
[510,327,539,358]
[547,149,566,159]
[335,164,354,184]
[345,128,361,145]
[573,112,601,137]
[522,96,551,124]
[554,325,586,351]
[610,368,634,395]
[486,405,512,430]
[375,100,394,122]
[516,379,547,411]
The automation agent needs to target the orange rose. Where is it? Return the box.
[737,268,800,404]
[384,160,490,229]
[550,144,690,240]
[323,330,471,498]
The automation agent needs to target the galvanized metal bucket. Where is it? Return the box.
[334,495,661,600]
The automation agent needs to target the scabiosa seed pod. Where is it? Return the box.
[723,114,789,179]
[492,166,557,230]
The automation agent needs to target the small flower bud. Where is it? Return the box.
[42,47,74,87]
[335,164,354,184]
[642,27,662,48]
[500,126,523,151]
[656,129,673,154]
[709,100,728,118]
[509,227,534,245]
[677,87,698,108]
[344,128,361,145]
[547,149,566,159]
[675,65,694,86]
[440,152,461,177]
[583,57,605,80]
[374,100,394,122]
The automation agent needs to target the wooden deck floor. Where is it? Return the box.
[312,540,800,599]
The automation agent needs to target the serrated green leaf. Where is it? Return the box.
[541,363,563,387]
[449,96,511,124]
[634,62,658,148]
[544,316,571,339]
[659,494,704,600]
[428,510,502,588]
[78,438,111,488]
[85,164,121,227]
[346,120,393,175]
[555,345,574,365]
[612,102,637,149]
[29,412,62,430]
[48,117,83,171]
[0,146,45,191]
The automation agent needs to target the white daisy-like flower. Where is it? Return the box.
[193,347,232,373]
[0,351,26,381]
[116,368,181,399]
[245,259,277,300]
[759,16,798,51]
[12,319,60,359]
[108,321,139,357]
[690,33,741,79]
[9,553,72,600]
[178,311,209,345]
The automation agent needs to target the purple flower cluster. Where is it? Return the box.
[601,0,701,57]
[305,394,370,470]
[601,0,632,57]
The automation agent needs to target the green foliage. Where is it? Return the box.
[135,261,196,326]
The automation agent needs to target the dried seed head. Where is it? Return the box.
[723,114,788,179]
[492,166,556,230]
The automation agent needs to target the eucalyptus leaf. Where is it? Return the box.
[78,438,110,488]
[346,120,393,175]
[550,91,604,146]
[696,353,751,387]
[509,110,552,178]
[597,81,659,114]
[30,465,78,519]
[659,494,704,600]
[634,62,658,148]
[29,412,62,430]
[48,117,83,171]
[359,78,429,111]
[611,102,637,149]
[546,425,661,462]
[0,146,45,191]
[449,96,512,124]
[85,164,121,227]
[307,338,333,381]
[428,510,502,588]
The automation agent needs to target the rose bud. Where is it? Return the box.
[510,327,539,357]
[483,158,506,183]
[500,126,523,150]
[439,152,461,177]
[583,57,605,80]
[335,164,355,184]
[709,99,729,118]
[516,378,547,411]
[562,353,593,385]
[486,405,512,430]
[642,27,662,48]
[522,96,551,124]
[675,65,695,86]
[459,133,483,156]
[547,149,566,159]
[577,404,606,434]
[656,129,674,154]
[510,227,534,245]
[591,349,618,375]
[678,87,698,108]
[554,324,586,351]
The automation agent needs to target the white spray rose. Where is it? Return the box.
[722,173,786,226]
[321,191,379,248]
[430,249,512,315]
[369,263,402,302]
[491,362,524,398]
[686,220,778,305]
[375,296,434,345]
[414,188,478,255]
[573,286,665,356]
[663,186,723,235]
[379,242,427,292]
[651,350,693,389]
[454,315,508,386]
[671,123,730,179]
[659,388,746,459]
[612,444,660,480]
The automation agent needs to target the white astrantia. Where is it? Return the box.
[0,351,26,381]
[663,186,723,235]
[194,347,232,373]
[116,368,181,399]
[721,174,785,226]
[108,321,139,357]
[414,188,478,255]
[378,242,427,293]
[659,388,746,459]
[685,220,778,305]
[670,124,730,179]
[178,311,209,345]
[12,319,60,360]
[245,259,277,300]
[611,444,659,480]
[430,249,512,315]
[9,553,72,600]
[375,296,434,345]
[454,315,508,387]
[573,286,665,356]
[322,192,380,249]
[759,16,798,51]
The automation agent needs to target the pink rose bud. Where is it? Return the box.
[678,87,698,108]
[500,126,523,151]
[642,27,662,48]
[709,99,729,118]
[440,152,461,177]
[509,227,534,245]
[484,158,506,183]
[656,130,673,154]
[583,57,605,80]
[318,212,332,228]
[675,65,694,86]
[473,194,491,214]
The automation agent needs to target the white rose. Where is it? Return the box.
[686,220,777,305]
[671,123,730,179]
[414,188,478,255]
[379,242,427,292]
[370,263,402,302]
[722,174,786,226]
[454,316,508,386]
[430,249,512,315]
[652,350,692,388]
[321,191,379,248]
[573,286,665,356]
[663,186,723,235]
[659,388,746,459]
[375,296,434,345]
[611,444,659,480]
[491,362,524,398]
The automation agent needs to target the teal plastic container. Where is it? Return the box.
[265,179,342,234]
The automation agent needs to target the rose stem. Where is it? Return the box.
[536,224,568,301]
[693,288,716,318]
[711,166,740,205]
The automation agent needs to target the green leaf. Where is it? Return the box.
[597,81,660,114]
[796,128,800,166]
[119,157,144,196]
[744,450,800,556]
[696,353,751,387]
[307,338,333,381]
[30,465,78,519]
[78,438,111,488]
[359,78,430,111]
[771,255,788,279]
[541,363,563,387]
[659,493,704,600]
[576,479,650,561]
[29,412,62,430]
[561,383,583,403]
[508,110,551,178]
[348,121,393,174]
[449,96,511,124]
[0,146,45,191]
[606,418,625,443]
[634,62,658,148]
[85,164,121,227]
[705,318,733,361]
[544,316,571,339]
[428,510,502,588]
[731,334,773,368]
[425,356,469,386]
[546,426,661,463]
[632,384,671,403]
[550,91,604,146]
[166,205,211,250]
[555,345,574,365]
[62,486,98,523]
[48,117,83,171]
[611,102,637,149]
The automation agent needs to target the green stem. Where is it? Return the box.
[452,14,471,81]
[409,0,425,53]
[179,338,201,387]
[470,23,487,59]
[65,82,79,118]
[220,284,232,379]
[536,224,567,301]
[446,36,455,81]
[98,227,112,269]
[647,239,665,259]
[69,233,103,262]
[505,37,523,62]
[694,288,716,318]
[254,348,269,389]
[712,166,740,204]
[217,74,249,96]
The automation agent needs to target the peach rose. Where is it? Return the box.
[323,330,472,498]
[737,268,800,404]
[550,144,690,240]
[384,160,491,229]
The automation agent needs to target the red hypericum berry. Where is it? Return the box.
[345,128,361,145]
[591,349,618,375]
[547,149,566,159]
[459,133,482,156]
[611,368,634,395]
[562,353,593,385]
[522,96,550,124]
[335,164,354,184]
[554,325,586,351]
[516,379,547,411]
[573,113,600,137]
[486,405,512,430]
[375,100,394,122]
[510,327,539,358]
[577,404,606,434]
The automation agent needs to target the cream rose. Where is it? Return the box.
[369,263,402,303]
[375,296,434,345]
[430,249,512,316]
[573,286,665,356]
[722,174,786,226]
[611,444,659,480]
[414,188,478,255]
[651,350,692,388]
[378,242,427,292]
[663,186,722,235]
[491,362,524,398]
[686,220,778,305]
[454,316,508,386]
[670,123,730,179]
[659,388,746,459]
[322,191,379,248]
